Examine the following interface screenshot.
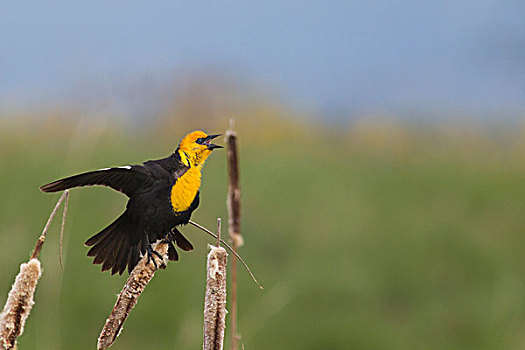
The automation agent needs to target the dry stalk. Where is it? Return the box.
[58,190,69,269]
[97,241,169,350]
[226,119,243,350]
[0,190,69,350]
[203,244,228,350]
[225,120,244,248]
[188,221,261,289]
[31,190,69,260]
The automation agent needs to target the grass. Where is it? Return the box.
[1,123,525,349]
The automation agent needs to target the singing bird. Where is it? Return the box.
[40,131,222,275]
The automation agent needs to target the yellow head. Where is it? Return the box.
[177,130,223,167]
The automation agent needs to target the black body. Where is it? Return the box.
[41,152,198,275]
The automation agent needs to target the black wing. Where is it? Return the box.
[40,165,155,197]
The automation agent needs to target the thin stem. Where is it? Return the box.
[31,190,69,259]
[217,218,222,248]
[59,190,70,269]
[188,220,263,290]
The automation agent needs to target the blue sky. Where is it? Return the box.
[2,1,525,119]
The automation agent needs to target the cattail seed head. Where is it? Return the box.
[203,245,228,350]
[0,259,42,350]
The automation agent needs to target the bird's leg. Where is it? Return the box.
[146,243,163,270]
[164,230,180,251]
[164,230,180,262]
[164,230,175,245]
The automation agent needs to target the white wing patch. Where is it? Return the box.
[98,166,131,171]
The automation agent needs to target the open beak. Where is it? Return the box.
[205,134,223,150]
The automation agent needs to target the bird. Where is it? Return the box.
[40,130,222,275]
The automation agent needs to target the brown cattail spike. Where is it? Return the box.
[226,119,244,350]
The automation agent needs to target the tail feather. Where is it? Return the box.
[113,238,130,275]
[87,233,115,258]
[85,215,123,247]
[84,214,190,274]
[93,251,106,265]
[102,258,113,272]
[127,245,139,274]
[108,239,123,275]
[85,213,144,275]
[172,227,194,251]
[168,243,179,261]
[87,236,108,258]
[89,233,118,265]
[87,218,124,260]
[140,237,148,258]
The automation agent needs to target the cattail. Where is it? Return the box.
[0,190,68,350]
[226,119,244,249]
[0,259,42,350]
[97,241,169,350]
[203,244,228,350]
[226,119,243,350]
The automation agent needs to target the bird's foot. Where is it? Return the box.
[146,244,164,269]
[164,230,175,245]
[164,231,179,262]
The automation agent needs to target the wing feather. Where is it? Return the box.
[40,165,154,197]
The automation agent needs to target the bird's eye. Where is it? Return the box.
[196,137,205,145]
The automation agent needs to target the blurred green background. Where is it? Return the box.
[3,1,525,349]
[1,118,525,350]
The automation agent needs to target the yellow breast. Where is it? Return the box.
[170,166,202,212]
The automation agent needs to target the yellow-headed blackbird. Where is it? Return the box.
[40,130,222,275]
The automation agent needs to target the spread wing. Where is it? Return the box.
[40,165,156,197]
